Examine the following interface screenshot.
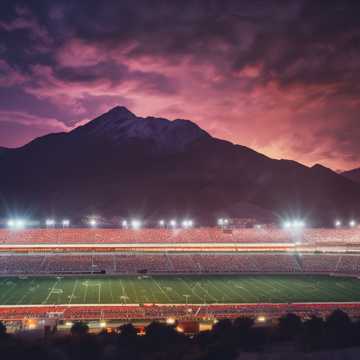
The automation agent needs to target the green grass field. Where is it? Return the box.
[1,275,360,306]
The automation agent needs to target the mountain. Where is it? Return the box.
[1,106,360,225]
[342,168,360,184]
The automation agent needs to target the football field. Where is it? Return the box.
[0,275,360,305]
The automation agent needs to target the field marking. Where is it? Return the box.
[0,281,17,304]
[108,279,114,303]
[191,281,218,303]
[42,278,61,305]
[177,277,204,302]
[152,277,173,302]
[206,278,237,303]
[118,278,129,303]
[68,279,79,304]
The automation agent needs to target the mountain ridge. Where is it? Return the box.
[1,106,359,224]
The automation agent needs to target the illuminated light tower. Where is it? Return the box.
[131,219,141,229]
[182,219,194,228]
[7,219,14,228]
[62,219,70,227]
[45,219,56,227]
[298,220,305,228]
[170,219,177,228]
[349,220,356,228]
[283,221,291,229]
[15,219,26,229]
[89,219,97,227]
[335,220,342,228]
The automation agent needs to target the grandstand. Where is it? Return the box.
[1,226,360,325]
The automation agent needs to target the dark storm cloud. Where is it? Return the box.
[1,0,360,169]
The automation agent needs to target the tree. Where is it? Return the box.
[302,316,324,350]
[0,321,6,336]
[325,309,352,348]
[70,321,89,336]
[277,313,302,340]
[118,323,137,339]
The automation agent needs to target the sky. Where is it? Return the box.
[0,0,360,171]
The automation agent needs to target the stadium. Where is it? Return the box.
[1,220,360,332]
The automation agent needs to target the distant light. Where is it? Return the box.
[349,220,356,228]
[255,224,262,229]
[122,220,128,228]
[166,317,176,325]
[159,220,165,227]
[9,219,26,229]
[170,219,177,228]
[223,219,229,224]
[283,219,305,229]
[62,219,70,227]
[89,219,97,227]
[182,219,193,228]
[65,321,73,327]
[217,218,224,226]
[45,219,55,226]
[257,315,266,323]
[175,326,184,333]
[99,321,107,328]
[335,220,342,227]
[298,221,305,228]
[7,220,14,228]
[283,221,291,229]
[131,219,141,229]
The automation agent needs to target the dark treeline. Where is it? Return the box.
[1,310,360,360]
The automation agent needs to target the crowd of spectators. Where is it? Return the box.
[0,228,295,244]
[0,227,360,245]
[1,252,360,275]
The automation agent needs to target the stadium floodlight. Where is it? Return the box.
[89,219,97,227]
[45,219,55,227]
[62,219,70,227]
[292,220,300,228]
[335,220,342,227]
[217,218,224,226]
[122,220,128,228]
[170,219,177,228]
[223,218,229,224]
[159,219,165,227]
[15,219,25,228]
[349,220,356,228]
[8,219,26,229]
[182,219,194,228]
[131,219,141,229]
[283,221,291,229]
[7,219,14,228]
